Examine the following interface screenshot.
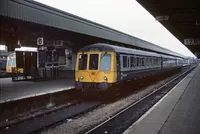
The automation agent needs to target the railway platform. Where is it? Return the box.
[0,78,74,103]
[124,64,200,134]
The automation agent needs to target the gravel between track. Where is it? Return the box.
[42,74,177,134]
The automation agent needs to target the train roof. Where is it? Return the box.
[8,53,15,56]
[79,43,162,57]
[161,54,180,59]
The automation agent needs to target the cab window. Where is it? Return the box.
[89,54,99,70]
[100,54,111,71]
[78,54,87,70]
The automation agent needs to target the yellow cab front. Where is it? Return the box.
[75,51,117,92]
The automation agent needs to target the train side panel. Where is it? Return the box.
[117,52,162,82]
[74,43,185,93]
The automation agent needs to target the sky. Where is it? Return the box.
[35,0,195,57]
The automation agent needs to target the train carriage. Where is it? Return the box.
[6,53,24,75]
[75,43,183,93]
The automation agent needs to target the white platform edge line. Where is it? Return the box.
[123,70,193,134]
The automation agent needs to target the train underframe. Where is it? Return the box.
[75,66,185,96]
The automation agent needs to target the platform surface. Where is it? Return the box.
[0,78,74,103]
[123,65,200,134]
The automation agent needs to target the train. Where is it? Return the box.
[6,53,23,75]
[75,43,185,93]
[6,47,38,77]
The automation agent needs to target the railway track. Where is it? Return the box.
[0,99,80,128]
[0,100,101,134]
[84,66,195,134]
[0,66,194,134]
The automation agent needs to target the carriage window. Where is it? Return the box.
[130,57,134,67]
[128,57,130,67]
[78,54,87,70]
[100,54,111,71]
[157,58,160,65]
[145,57,148,66]
[147,57,150,66]
[152,58,154,66]
[157,59,159,65]
[7,58,12,66]
[156,58,158,65]
[12,58,16,67]
[149,58,152,66]
[89,54,99,70]
[137,57,140,66]
[123,56,128,68]
[141,57,144,66]
[133,57,137,67]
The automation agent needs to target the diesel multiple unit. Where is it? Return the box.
[75,43,184,92]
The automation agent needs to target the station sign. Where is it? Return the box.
[155,16,169,21]
[38,46,47,51]
[46,40,64,47]
[54,40,63,46]
[37,37,44,45]
[184,39,200,45]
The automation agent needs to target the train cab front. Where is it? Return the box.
[75,51,116,93]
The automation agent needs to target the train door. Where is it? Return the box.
[24,52,30,76]
[16,51,24,71]
[116,53,121,82]
[24,52,37,76]
[15,48,37,80]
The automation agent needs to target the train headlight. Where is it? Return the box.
[80,76,84,80]
[104,76,107,81]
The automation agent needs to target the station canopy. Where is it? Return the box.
[0,0,184,58]
[137,0,200,57]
